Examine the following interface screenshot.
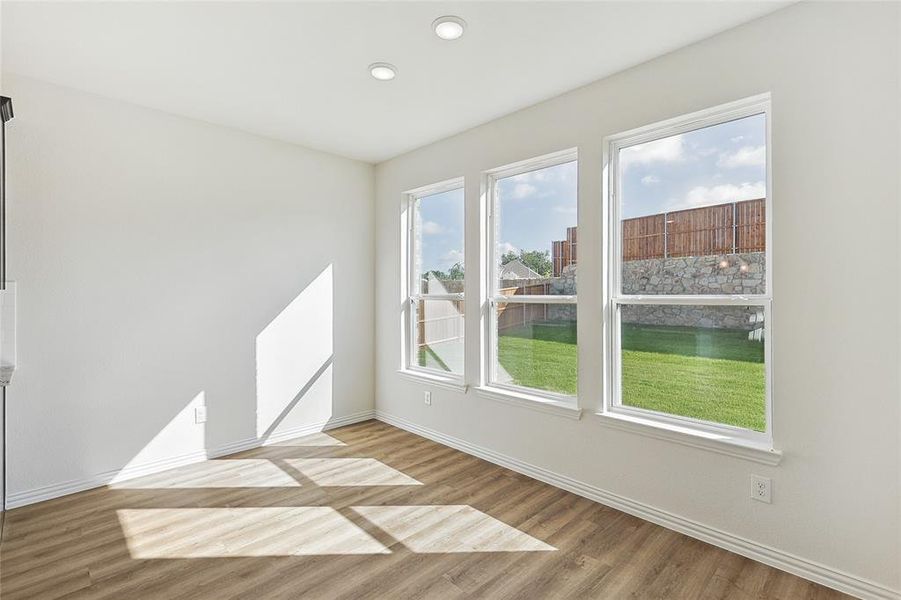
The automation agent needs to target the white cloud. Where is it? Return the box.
[620,135,684,170]
[730,135,745,143]
[510,171,547,184]
[509,161,575,184]
[498,242,518,255]
[718,145,766,168]
[421,221,445,235]
[510,183,537,200]
[554,204,576,214]
[677,181,766,210]
[641,174,660,186]
[440,249,464,265]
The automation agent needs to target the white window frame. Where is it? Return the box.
[603,94,774,446]
[482,148,579,406]
[403,177,466,385]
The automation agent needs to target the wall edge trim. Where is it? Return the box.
[6,410,376,509]
[375,410,898,600]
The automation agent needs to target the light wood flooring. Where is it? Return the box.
[0,420,850,599]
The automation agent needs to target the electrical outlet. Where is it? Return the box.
[750,475,771,503]
[423,391,432,406]
[194,405,207,424]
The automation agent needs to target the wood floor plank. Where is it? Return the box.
[0,420,851,599]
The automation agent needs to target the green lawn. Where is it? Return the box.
[497,323,578,396]
[497,322,765,431]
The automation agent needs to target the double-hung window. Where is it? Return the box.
[405,179,465,381]
[485,150,579,403]
[606,95,772,444]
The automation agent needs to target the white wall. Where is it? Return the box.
[375,2,899,595]
[4,74,374,502]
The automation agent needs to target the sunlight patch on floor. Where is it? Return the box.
[351,505,556,553]
[285,458,422,486]
[117,508,391,557]
[110,459,302,489]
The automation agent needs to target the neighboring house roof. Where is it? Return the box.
[499,259,541,280]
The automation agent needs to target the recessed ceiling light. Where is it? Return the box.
[369,62,397,81]
[432,16,466,41]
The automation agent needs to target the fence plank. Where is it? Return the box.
[622,198,764,260]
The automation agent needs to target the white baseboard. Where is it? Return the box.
[5,409,375,510]
[375,410,898,600]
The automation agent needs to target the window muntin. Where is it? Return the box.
[608,97,772,440]
[487,153,578,401]
[407,182,464,377]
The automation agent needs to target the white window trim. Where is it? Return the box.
[482,148,580,405]
[402,177,466,387]
[602,94,776,450]
[397,368,468,393]
[474,385,582,420]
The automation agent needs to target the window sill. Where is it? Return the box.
[475,386,582,420]
[396,369,468,393]
[589,411,782,466]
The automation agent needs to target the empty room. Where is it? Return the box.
[0,1,898,598]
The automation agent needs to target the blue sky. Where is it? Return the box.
[620,113,766,219]
[496,161,577,259]
[417,187,464,275]
[416,113,766,273]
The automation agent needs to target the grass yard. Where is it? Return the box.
[497,323,578,396]
[497,321,765,431]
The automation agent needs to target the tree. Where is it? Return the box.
[447,262,465,280]
[501,249,552,277]
[424,262,464,281]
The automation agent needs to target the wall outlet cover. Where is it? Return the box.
[750,474,772,503]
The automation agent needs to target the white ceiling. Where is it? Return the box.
[2,2,789,163]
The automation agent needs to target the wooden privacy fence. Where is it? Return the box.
[497,302,548,331]
[417,299,464,346]
[552,226,578,277]
[622,198,765,261]
[496,283,552,331]
[419,283,555,345]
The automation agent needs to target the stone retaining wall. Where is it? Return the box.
[619,252,765,329]
[620,304,761,331]
[432,253,766,330]
[623,252,765,295]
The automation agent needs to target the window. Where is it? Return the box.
[606,96,772,442]
[405,180,465,380]
[485,150,578,402]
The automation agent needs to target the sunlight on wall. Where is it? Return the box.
[117,507,391,558]
[111,459,301,489]
[256,265,334,439]
[285,458,422,487]
[110,391,207,484]
[351,505,556,553]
